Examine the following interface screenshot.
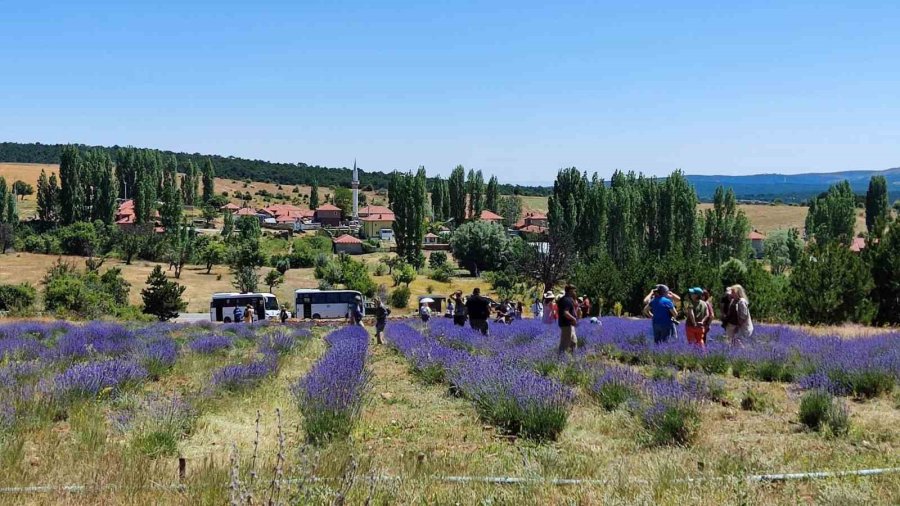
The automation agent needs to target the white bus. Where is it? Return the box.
[294,289,363,320]
[210,292,280,322]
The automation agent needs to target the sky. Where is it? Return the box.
[1,1,899,184]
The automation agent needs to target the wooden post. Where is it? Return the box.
[178,457,186,482]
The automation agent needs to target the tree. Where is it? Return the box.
[160,155,183,230]
[431,178,445,221]
[201,157,216,203]
[764,228,804,275]
[0,224,13,254]
[449,220,511,275]
[805,181,855,245]
[309,180,319,210]
[165,224,196,279]
[141,265,187,321]
[448,165,467,225]
[228,216,264,291]
[868,218,900,325]
[12,180,33,200]
[547,168,587,252]
[117,225,152,265]
[59,145,85,224]
[333,187,352,217]
[865,175,889,236]
[37,170,61,222]
[485,175,499,212]
[232,265,260,293]
[429,251,448,269]
[200,240,226,274]
[181,159,199,206]
[701,186,750,264]
[200,204,218,228]
[497,195,523,229]
[787,243,874,324]
[264,269,284,292]
[391,262,417,287]
[390,169,427,264]
[466,169,484,219]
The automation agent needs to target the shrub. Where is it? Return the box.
[141,266,186,321]
[388,287,411,309]
[639,396,702,446]
[799,389,850,435]
[591,368,643,411]
[429,264,454,283]
[740,389,771,412]
[57,222,100,256]
[373,263,387,276]
[428,251,448,269]
[0,283,36,313]
[847,370,895,399]
[391,262,416,287]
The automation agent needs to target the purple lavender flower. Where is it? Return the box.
[137,337,179,378]
[52,359,148,400]
[189,335,232,355]
[211,354,278,392]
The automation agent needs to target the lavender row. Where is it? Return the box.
[386,323,574,441]
[291,325,371,443]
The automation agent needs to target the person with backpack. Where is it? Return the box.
[685,287,709,347]
[232,305,244,324]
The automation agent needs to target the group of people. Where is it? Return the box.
[231,304,256,323]
[535,291,594,324]
[642,283,753,347]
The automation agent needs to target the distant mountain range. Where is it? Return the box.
[1,141,896,203]
[685,168,900,203]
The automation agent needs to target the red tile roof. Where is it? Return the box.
[316,204,341,212]
[748,230,766,240]
[480,210,503,221]
[424,232,439,239]
[220,203,240,210]
[359,205,393,216]
[360,213,395,222]
[333,234,362,244]
[236,207,258,216]
[524,211,547,219]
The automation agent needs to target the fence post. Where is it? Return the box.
[178,457,187,482]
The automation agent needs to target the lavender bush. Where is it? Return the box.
[211,354,279,392]
[291,326,370,443]
[189,334,233,355]
[52,359,148,401]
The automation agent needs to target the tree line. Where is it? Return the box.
[0,141,552,197]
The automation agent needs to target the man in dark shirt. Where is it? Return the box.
[465,287,491,335]
[557,285,579,354]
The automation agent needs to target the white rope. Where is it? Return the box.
[1,467,898,494]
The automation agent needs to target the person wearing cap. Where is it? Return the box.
[451,291,467,327]
[643,284,678,344]
[348,295,364,326]
[557,285,579,354]
[685,287,709,347]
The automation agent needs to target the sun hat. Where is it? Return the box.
[543,291,555,299]
[590,317,599,324]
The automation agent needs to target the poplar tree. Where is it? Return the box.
[115,148,137,199]
[440,179,451,220]
[59,145,85,225]
[701,186,750,264]
[37,169,60,222]
[485,175,499,212]
[448,165,467,225]
[865,175,888,236]
[466,169,484,219]
[181,160,199,206]
[160,155,183,229]
[0,177,7,223]
[431,177,445,221]
[391,168,427,264]
[309,180,319,209]
[805,180,855,245]
[201,158,216,204]
[548,168,588,252]
[89,149,117,224]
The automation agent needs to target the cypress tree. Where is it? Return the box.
[485,175,499,212]
[0,176,7,223]
[865,175,888,236]
[160,155,183,229]
[441,179,451,220]
[431,177,445,221]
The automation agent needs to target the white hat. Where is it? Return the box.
[543,291,555,299]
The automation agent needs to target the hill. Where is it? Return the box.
[0,141,551,196]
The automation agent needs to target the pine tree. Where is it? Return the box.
[309,180,319,209]
[448,165,466,225]
[201,157,216,203]
[485,175,499,212]
[141,265,187,321]
[59,145,85,224]
[865,175,888,236]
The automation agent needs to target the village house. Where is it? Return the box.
[748,230,766,258]
[358,204,395,238]
[513,211,548,230]
[332,234,363,254]
[314,203,342,227]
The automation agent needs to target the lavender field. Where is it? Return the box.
[0,317,898,504]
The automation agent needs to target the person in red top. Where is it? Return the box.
[582,296,592,318]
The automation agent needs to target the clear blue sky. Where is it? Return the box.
[2,1,898,183]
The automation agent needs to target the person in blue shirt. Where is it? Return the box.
[642,284,680,344]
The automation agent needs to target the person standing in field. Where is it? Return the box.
[643,284,678,344]
[465,287,491,335]
[541,292,558,324]
[419,301,432,322]
[701,289,715,336]
[451,291,467,327]
[244,304,255,323]
[582,296,593,318]
[685,287,709,347]
[279,304,289,323]
[531,298,544,319]
[373,298,390,344]
[557,285,579,354]
[726,284,753,345]
[232,305,244,324]
[348,295,364,326]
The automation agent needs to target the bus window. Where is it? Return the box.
[265,297,279,311]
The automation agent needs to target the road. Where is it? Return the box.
[175,312,210,323]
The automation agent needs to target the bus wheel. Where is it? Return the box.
[224,317,232,323]
[312,314,321,319]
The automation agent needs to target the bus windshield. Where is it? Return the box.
[264,296,279,311]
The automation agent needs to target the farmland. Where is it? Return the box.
[0,318,897,504]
